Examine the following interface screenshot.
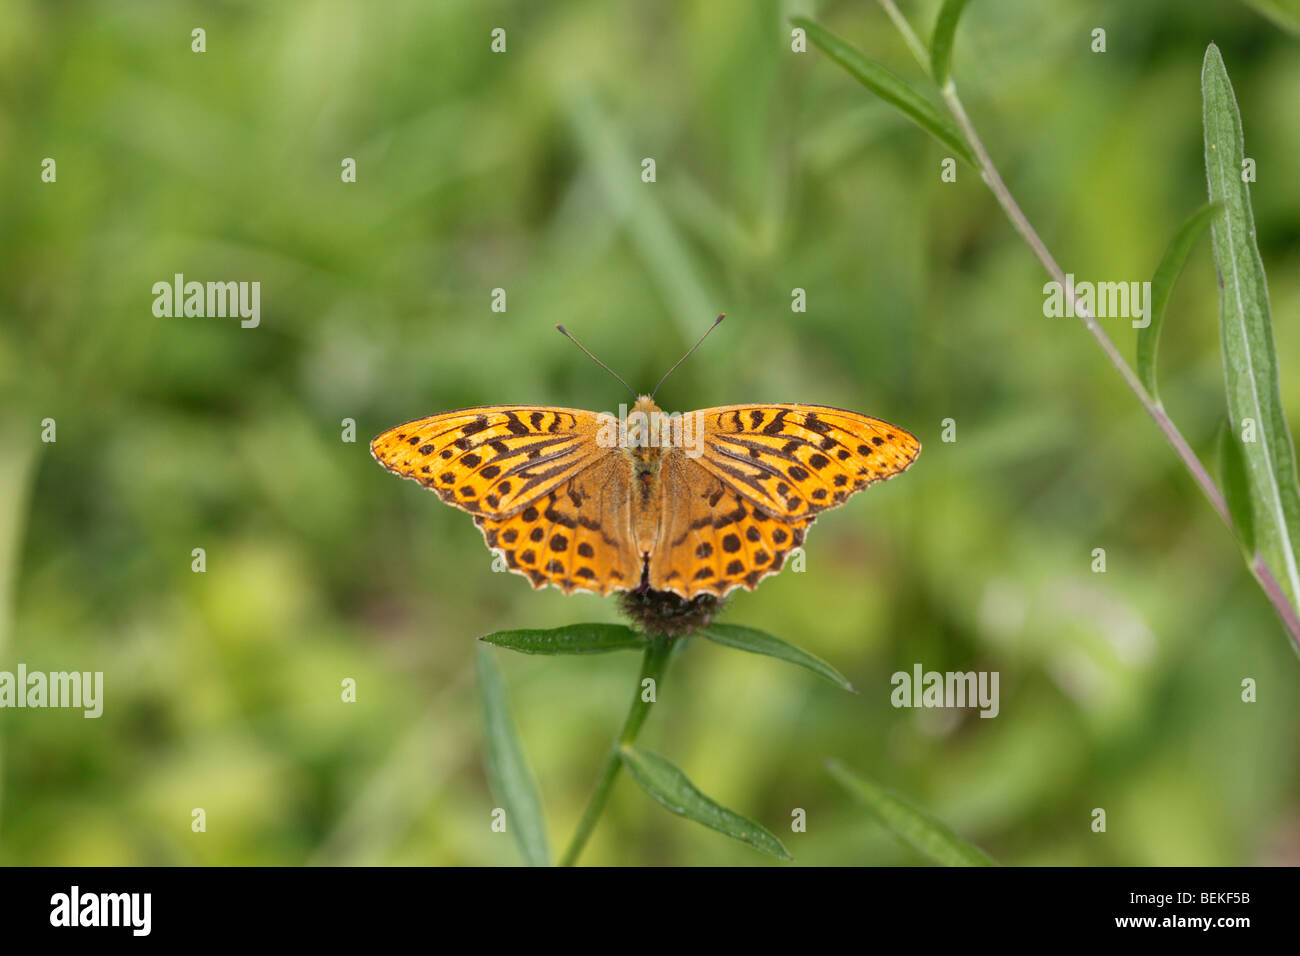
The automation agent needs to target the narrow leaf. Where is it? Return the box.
[827,760,995,866]
[1202,43,1300,610]
[475,645,550,866]
[700,623,854,691]
[794,17,976,167]
[620,746,792,860]
[1219,418,1257,555]
[480,622,645,655]
[930,0,974,87]
[1137,202,1221,401]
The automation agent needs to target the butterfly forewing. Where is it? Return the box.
[692,404,920,521]
[370,405,611,516]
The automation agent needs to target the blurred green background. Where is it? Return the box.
[2,0,1299,866]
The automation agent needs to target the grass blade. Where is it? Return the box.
[930,0,974,87]
[827,760,995,866]
[620,746,792,860]
[700,623,854,691]
[1137,202,1221,402]
[1202,43,1300,609]
[480,623,645,655]
[794,17,976,166]
[475,644,550,866]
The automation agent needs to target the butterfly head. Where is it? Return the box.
[554,318,722,466]
[626,395,663,463]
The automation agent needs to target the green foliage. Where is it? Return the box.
[620,746,792,860]
[1202,44,1300,607]
[480,623,645,655]
[793,17,975,165]
[700,623,854,691]
[476,645,550,866]
[1220,418,1258,555]
[930,0,975,87]
[827,761,995,866]
[1238,0,1300,35]
[1138,202,1221,402]
[803,14,1300,648]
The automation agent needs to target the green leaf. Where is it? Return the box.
[1137,202,1221,402]
[620,746,792,860]
[1238,0,1300,36]
[1202,43,1300,610]
[930,0,974,87]
[479,623,645,655]
[699,623,854,691]
[1219,417,1257,555]
[827,760,995,866]
[475,645,550,866]
[794,17,976,167]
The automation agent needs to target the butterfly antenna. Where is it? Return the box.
[555,325,637,398]
[651,313,725,399]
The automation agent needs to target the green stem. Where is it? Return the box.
[559,635,673,866]
[877,0,932,74]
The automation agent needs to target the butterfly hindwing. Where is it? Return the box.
[692,404,920,521]
[649,454,814,598]
[370,405,612,516]
[473,455,640,595]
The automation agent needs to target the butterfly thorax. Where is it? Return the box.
[625,396,665,462]
[626,395,665,512]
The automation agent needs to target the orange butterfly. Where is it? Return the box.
[371,318,920,598]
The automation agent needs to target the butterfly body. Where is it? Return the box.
[372,396,919,599]
[625,395,670,558]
